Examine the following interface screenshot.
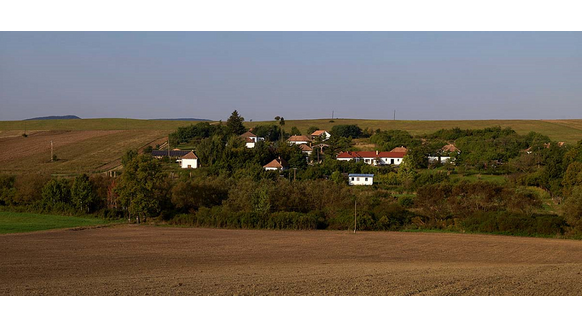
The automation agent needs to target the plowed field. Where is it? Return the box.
[1,226,581,296]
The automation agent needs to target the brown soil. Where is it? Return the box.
[1,226,582,296]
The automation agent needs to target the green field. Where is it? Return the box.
[0,211,108,234]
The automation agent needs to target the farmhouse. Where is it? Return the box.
[240,131,264,148]
[151,150,190,158]
[178,151,198,169]
[336,151,405,166]
[348,173,374,186]
[311,130,331,141]
[428,144,460,164]
[298,144,313,156]
[287,135,311,145]
[263,157,288,171]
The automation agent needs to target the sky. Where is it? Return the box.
[1,32,581,121]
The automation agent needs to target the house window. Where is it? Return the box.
[391,159,394,164]
[357,178,360,181]
[187,165,191,169]
[365,178,368,181]
[351,177,354,181]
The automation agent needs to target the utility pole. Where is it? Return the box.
[394,110,396,121]
[293,168,297,182]
[50,140,54,162]
[354,199,357,234]
[332,111,334,119]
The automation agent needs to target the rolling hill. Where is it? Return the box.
[1,118,581,176]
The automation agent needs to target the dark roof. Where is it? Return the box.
[151,150,190,157]
[348,174,374,178]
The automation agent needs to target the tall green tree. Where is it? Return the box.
[226,110,246,135]
[42,179,71,207]
[116,155,165,223]
[71,174,96,213]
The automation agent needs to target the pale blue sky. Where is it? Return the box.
[1,32,580,121]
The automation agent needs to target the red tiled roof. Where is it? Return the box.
[263,158,288,169]
[181,151,198,160]
[336,151,405,159]
[287,135,311,142]
[299,144,313,151]
[390,146,408,153]
[240,131,257,138]
[245,137,255,143]
[311,130,328,136]
[441,144,459,152]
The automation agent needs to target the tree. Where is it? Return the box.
[563,186,582,233]
[226,110,246,135]
[42,179,71,208]
[306,126,320,135]
[291,126,301,135]
[331,124,362,138]
[274,116,281,122]
[116,155,165,223]
[71,174,96,213]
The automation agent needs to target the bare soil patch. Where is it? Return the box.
[2,226,582,295]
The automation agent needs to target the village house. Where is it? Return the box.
[336,151,406,166]
[310,130,331,141]
[287,135,311,145]
[428,144,460,164]
[348,173,374,186]
[263,157,288,171]
[298,144,313,156]
[240,131,264,148]
[178,151,198,169]
[151,149,191,159]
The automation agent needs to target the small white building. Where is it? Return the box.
[428,144,460,164]
[179,151,198,169]
[311,130,331,141]
[240,131,264,148]
[337,151,405,166]
[287,135,311,145]
[348,174,374,186]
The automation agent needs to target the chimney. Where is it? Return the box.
[376,150,379,156]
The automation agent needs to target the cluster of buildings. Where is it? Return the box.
[150,129,462,186]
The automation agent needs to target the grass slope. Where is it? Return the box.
[247,119,582,145]
[0,211,107,234]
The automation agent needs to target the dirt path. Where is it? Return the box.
[1,226,581,295]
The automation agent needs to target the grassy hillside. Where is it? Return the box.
[0,118,196,131]
[247,119,582,145]
[0,211,108,234]
[1,118,581,175]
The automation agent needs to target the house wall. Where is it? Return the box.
[245,142,255,148]
[349,176,373,186]
[181,158,198,169]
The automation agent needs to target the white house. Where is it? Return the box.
[240,131,264,148]
[348,174,374,186]
[263,157,288,171]
[179,151,198,169]
[337,151,406,166]
[311,130,331,141]
[428,144,460,164]
[287,135,311,145]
